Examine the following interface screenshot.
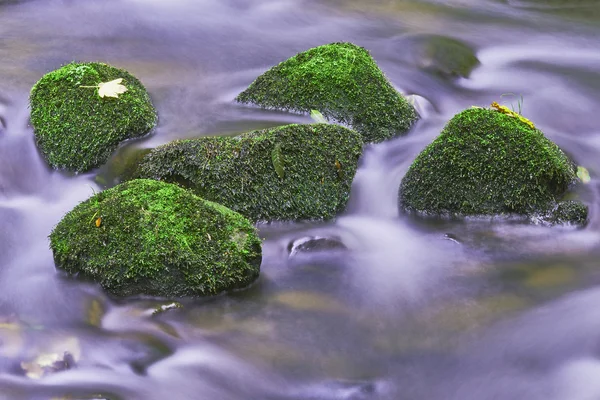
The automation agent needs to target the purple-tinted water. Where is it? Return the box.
[1,1,600,399]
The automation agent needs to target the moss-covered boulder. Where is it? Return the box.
[399,107,587,224]
[50,179,261,297]
[30,62,157,172]
[135,124,363,222]
[236,42,418,143]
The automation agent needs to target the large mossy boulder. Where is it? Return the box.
[135,124,363,222]
[50,179,261,297]
[30,62,157,172]
[399,107,587,225]
[236,42,418,143]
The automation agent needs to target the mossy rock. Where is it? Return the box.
[50,179,261,297]
[135,124,363,222]
[544,200,588,225]
[236,42,418,143]
[399,107,587,224]
[30,62,157,172]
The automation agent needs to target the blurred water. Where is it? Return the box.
[1,0,600,398]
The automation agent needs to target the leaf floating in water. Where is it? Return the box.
[490,101,535,130]
[310,109,327,124]
[81,78,128,99]
[271,143,285,179]
[577,166,591,184]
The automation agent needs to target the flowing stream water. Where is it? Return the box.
[1,0,600,399]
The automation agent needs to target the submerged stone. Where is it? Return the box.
[236,42,418,143]
[135,124,363,222]
[399,107,587,225]
[30,62,157,172]
[50,179,261,297]
[151,301,184,316]
[390,34,480,78]
[287,236,347,258]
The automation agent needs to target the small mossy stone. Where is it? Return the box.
[50,179,261,297]
[236,42,418,143]
[30,62,157,172]
[135,124,363,222]
[545,200,588,226]
[399,107,581,222]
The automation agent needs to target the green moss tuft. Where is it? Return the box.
[30,62,157,172]
[399,107,585,224]
[134,124,363,222]
[50,179,261,297]
[236,42,418,143]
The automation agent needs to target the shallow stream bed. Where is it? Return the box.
[1,1,600,399]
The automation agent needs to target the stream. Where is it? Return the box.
[2,0,600,399]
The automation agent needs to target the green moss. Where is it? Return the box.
[50,179,261,297]
[236,42,418,143]
[135,124,363,222]
[399,107,585,224]
[30,62,157,172]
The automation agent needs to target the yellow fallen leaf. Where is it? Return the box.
[577,166,591,184]
[491,101,512,115]
[97,78,128,98]
[490,101,535,130]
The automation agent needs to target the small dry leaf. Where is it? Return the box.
[95,217,102,227]
[97,78,128,98]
